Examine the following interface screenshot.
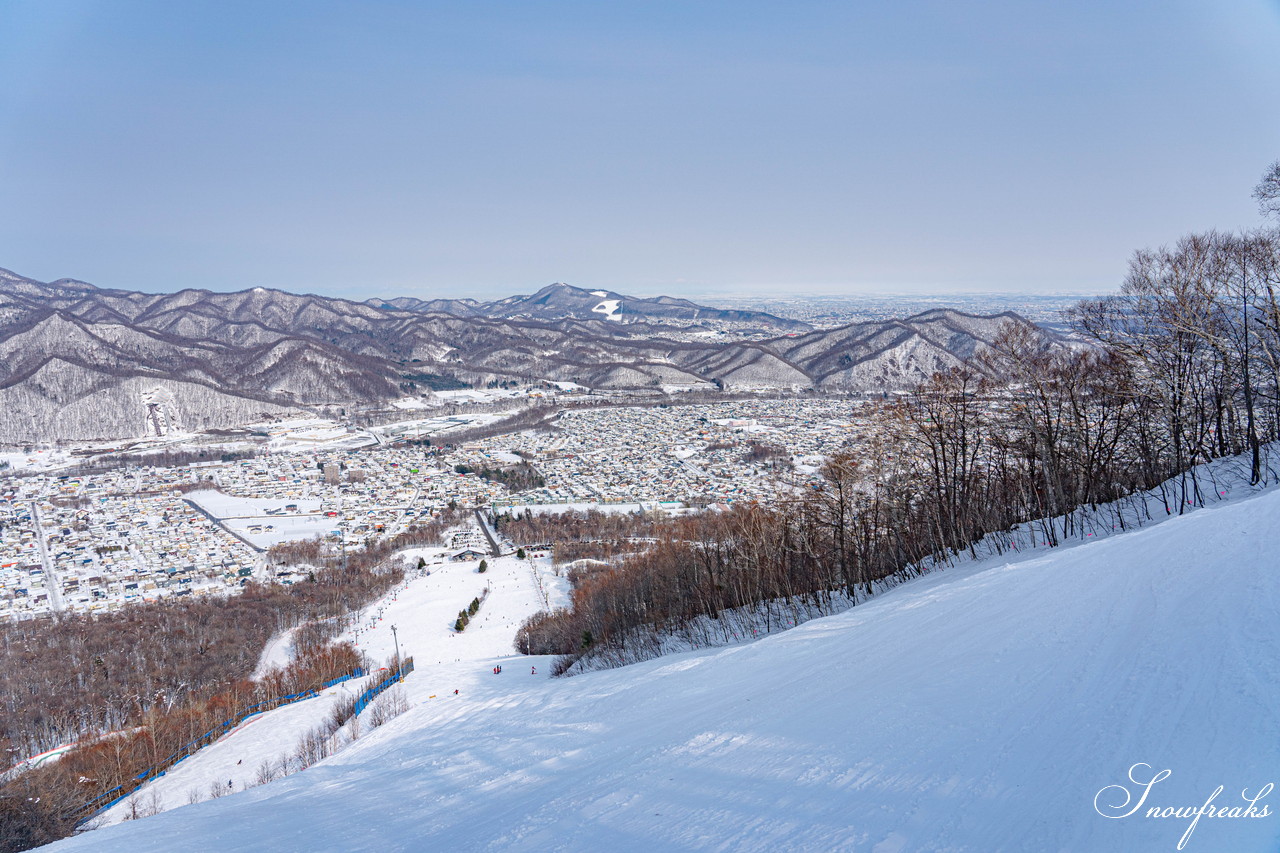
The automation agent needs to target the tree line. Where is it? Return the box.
[0,639,363,850]
[495,508,665,568]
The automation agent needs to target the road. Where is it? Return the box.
[473,509,502,557]
[30,502,64,612]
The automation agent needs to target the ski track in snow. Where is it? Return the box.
[59,488,1280,852]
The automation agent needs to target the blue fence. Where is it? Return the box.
[74,667,367,824]
[351,657,414,718]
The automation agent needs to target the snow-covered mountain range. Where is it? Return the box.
[0,268,1056,442]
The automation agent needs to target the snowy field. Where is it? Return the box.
[185,490,333,547]
[222,514,336,548]
[373,412,507,439]
[0,449,73,472]
[186,490,322,519]
[56,486,1280,852]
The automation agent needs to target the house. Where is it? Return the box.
[451,547,487,561]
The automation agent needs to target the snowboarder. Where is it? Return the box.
[531,666,536,675]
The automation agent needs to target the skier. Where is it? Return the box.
[531,666,536,675]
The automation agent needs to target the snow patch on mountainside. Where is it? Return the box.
[591,299,621,321]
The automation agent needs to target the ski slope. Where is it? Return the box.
[94,541,568,827]
[54,488,1280,852]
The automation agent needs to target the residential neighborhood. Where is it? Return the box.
[0,397,882,620]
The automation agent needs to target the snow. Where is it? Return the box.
[225,514,335,548]
[245,417,332,433]
[0,448,73,472]
[432,389,490,401]
[390,397,428,410]
[237,417,375,451]
[185,490,332,547]
[342,547,568,669]
[252,629,299,678]
[55,485,1280,852]
[373,412,507,441]
[591,299,622,321]
[187,491,322,518]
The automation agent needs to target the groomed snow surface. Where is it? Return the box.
[51,488,1280,852]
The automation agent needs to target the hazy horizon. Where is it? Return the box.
[1,260,1106,305]
[2,1,1277,301]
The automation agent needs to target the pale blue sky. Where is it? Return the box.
[1,1,1278,300]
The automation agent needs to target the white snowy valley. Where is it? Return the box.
[46,477,1280,852]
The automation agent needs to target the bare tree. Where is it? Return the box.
[1255,159,1280,221]
[254,758,277,787]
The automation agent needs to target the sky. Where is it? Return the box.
[1,1,1278,301]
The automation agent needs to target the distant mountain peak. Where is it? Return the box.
[415,282,807,329]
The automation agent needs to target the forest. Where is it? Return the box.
[453,461,546,492]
